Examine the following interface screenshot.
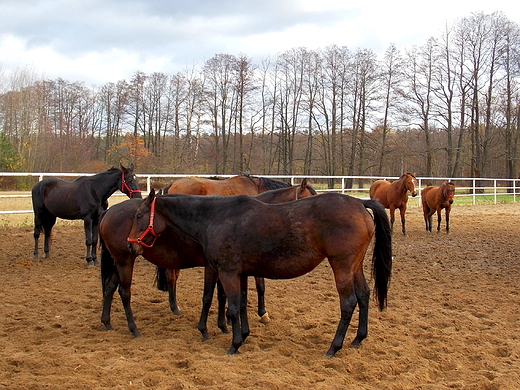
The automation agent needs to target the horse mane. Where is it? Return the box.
[245,174,290,190]
[400,172,416,179]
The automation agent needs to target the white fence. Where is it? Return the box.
[1,172,520,216]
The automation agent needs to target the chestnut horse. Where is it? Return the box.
[369,173,418,235]
[100,180,316,339]
[31,164,141,265]
[421,181,455,233]
[160,174,294,316]
[128,190,392,356]
[165,174,289,196]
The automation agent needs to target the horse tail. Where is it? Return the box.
[100,235,116,296]
[362,199,392,311]
[155,267,169,291]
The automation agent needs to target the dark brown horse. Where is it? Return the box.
[421,181,455,233]
[31,164,141,265]
[369,173,418,235]
[128,190,392,356]
[160,173,295,316]
[165,174,289,196]
[100,180,316,339]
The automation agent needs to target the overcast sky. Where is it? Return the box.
[1,0,519,87]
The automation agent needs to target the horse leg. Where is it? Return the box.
[350,270,370,348]
[216,279,229,333]
[101,268,120,331]
[167,269,181,315]
[445,208,451,233]
[389,207,396,233]
[33,217,42,260]
[326,260,358,357]
[240,275,250,341]
[117,266,141,337]
[83,217,94,266]
[42,215,56,259]
[423,206,431,231]
[426,209,435,232]
[399,205,407,235]
[436,208,442,233]
[197,266,220,339]
[218,272,244,355]
[255,277,270,323]
[90,215,100,265]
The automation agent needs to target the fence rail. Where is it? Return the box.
[1,172,519,216]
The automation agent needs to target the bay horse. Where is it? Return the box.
[100,180,316,339]
[165,173,290,196]
[160,173,295,316]
[31,164,141,265]
[421,181,455,233]
[128,190,392,356]
[369,173,418,235]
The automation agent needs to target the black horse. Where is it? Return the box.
[31,164,141,265]
[128,190,392,356]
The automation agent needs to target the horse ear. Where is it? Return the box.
[120,163,127,171]
[300,178,308,189]
[146,188,156,205]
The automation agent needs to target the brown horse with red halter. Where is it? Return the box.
[128,190,392,356]
[369,173,418,235]
[421,181,455,233]
[99,180,316,340]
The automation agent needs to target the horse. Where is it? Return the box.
[421,181,455,233]
[369,173,418,235]
[100,180,317,339]
[128,190,392,356]
[159,173,296,316]
[31,164,141,265]
[165,173,290,196]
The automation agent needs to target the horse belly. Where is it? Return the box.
[45,198,84,219]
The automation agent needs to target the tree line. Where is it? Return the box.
[1,11,519,181]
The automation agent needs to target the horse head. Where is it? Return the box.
[297,178,317,199]
[120,163,142,199]
[127,189,165,254]
[443,181,456,204]
[403,173,418,197]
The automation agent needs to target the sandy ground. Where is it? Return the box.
[0,202,519,389]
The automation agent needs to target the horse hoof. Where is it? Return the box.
[259,312,271,324]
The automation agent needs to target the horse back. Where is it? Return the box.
[32,177,86,219]
[200,193,373,278]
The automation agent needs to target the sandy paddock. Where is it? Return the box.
[0,202,519,389]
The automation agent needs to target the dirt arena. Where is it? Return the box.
[1,201,519,389]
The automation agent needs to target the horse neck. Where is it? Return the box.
[255,187,294,203]
[156,196,212,242]
[395,177,410,194]
[88,169,121,200]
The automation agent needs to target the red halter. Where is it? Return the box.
[126,197,161,248]
[121,171,142,198]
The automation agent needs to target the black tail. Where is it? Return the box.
[100,233,117,296]
[155,267,169,291]
[362,199,392,311]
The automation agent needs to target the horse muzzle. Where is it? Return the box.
[411,192,418,197]
[127,241,143,255]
